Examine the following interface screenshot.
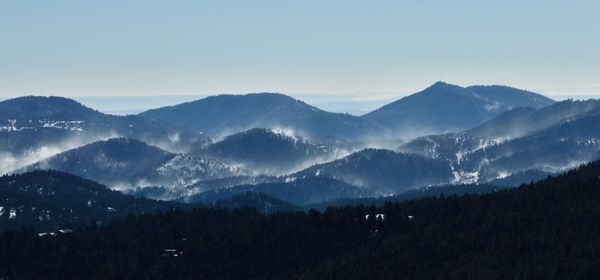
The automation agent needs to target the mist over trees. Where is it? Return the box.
[2,160,600,279]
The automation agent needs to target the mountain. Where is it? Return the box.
[23,138,173,186]
[486,169,553,187]
[6,161,600,278]
[196,128,342,175]
[462,112,600,181]
[126,175,278,202]
[305,183,507,211]
[138,93,385,142]
[0,96,206,175]
[139,85,554,142]
[362,82,554,138]
[399,99,600,183]
[185,175,278,193]
[291,149,455,194]
[23,138,247,189]
[189,177,370,206]
[466,99,600,139]
[0,95,103,120]
[400,100,600,159]
[210,192,298,214]
[0,170,179,231]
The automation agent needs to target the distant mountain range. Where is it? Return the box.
[291,149,455,195]
[363,82,554,137]
[0,96,206,174]
[139,82,553,141]
[187,149,456,205]
[400,99,600,183]
[139,93,385,142]
[5,82,600,211]
[7,79,600,279]
[466,99,600,139]
[195,128,341,175]
[22,138,248,189]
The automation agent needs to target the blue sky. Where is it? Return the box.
[1,0,599,102]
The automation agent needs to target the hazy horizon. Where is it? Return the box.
[2,86,599,116]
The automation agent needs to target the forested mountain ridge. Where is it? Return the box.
[195,128,338,175]
[139,92,386,142]
[0,96,101,120]
[0,96,206,175]
[22,138,248,189]
[189,176,370,206]
[399,99,600,184]
[291,148,455,194]
[3,87,599,211]
[138,83,553,142]
[465,99,600,139]
[0,170,180,231]
[362,82,554,138]
[2,160,600,278]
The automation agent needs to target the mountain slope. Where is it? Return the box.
[292,149,455,194]
[400,100,600,159]
[23,138,174,187]
[5,161,600,278]
[211,192,298,214]
[0,96,206,174]
[0,95,105,121]
[197,128,340,175]
[139,93,385,142]
[189,177,370,206]
[0,170,179,231]
[486,169,553,187]
[466,99,600,139]
[399,99,600,183]
[23,138,247,189]
[362,82,554,138]
[463,113,600,181]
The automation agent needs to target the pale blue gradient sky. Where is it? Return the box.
[1,0,598,100]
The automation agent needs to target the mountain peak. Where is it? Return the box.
[2,96,90,109]
[139,91,381,141]
[426,81,463,91]
[244,92,290,98]
[362,82,555,138]
[198,127,329,175]
[0,95,102,120]
[237,128,298,140]
[204,92,304,104]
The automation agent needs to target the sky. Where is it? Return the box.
[1,0,599,108]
